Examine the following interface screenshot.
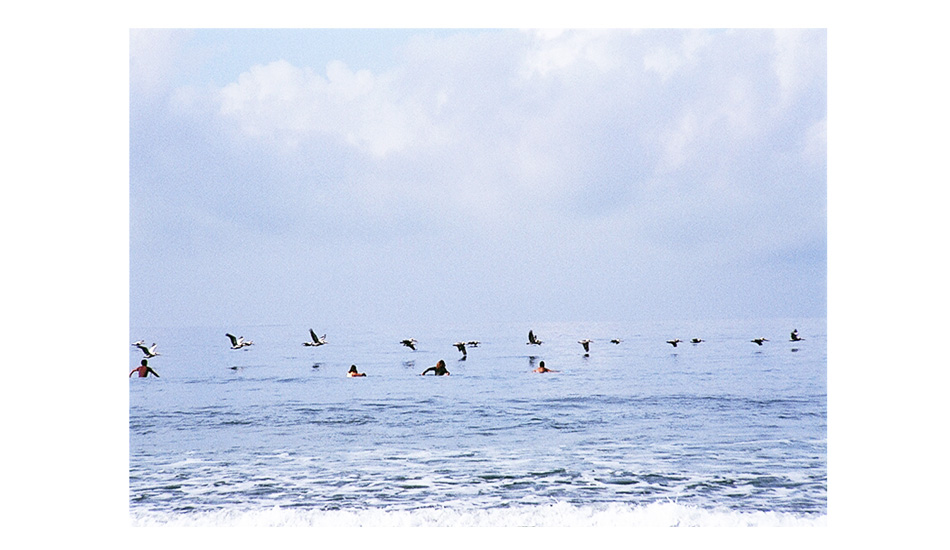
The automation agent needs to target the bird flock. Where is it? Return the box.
[131,328,808,371]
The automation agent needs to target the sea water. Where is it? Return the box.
[129,318,826,527]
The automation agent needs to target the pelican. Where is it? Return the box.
[135,342,160,358]
[667,339,682,347]
[226,333,253,349]
[527,330,543,345]
[790,329,804,342]
[610,338,622,344]
[691,338,704,344]
[454,341,468,356]
[751,337,768,346]
[400,338,417,351]
[303,329,327,347]
[578,339,591,353]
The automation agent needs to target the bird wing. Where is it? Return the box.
[226,333,238,346]
[310,328,319,342]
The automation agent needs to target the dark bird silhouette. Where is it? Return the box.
[400,338,417,351]
[790,329,804,342]
[303,329,327,347]
[135,342,160,358]
[226,333,253,349]
[667,339,682,347]
[527,330,543,345]
[752,337,768,346]
[466,340,480,347]
[578,339,591,353]
[453,341,467,356]
[691,338,704,344]
[610,338,622,344]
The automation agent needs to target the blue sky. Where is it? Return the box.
[130,28,826,328]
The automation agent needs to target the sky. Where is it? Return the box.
[130,28,826,329]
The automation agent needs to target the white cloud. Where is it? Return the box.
[136,29,827,325]
[643,30,710,81]
[218,59,444,157]
[773,29,826,107]
[520,29,625,78]
[130,29,192,100]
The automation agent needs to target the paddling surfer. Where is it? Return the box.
[421,359,450,376]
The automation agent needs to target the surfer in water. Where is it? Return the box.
[347,365,366,377]
[129,359,159,378]
[533,360,557,373]
[421,359,450,376]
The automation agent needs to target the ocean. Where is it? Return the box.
[129,318,826,527]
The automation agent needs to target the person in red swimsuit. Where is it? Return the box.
[129,359,159,378]
[347,365,367,377]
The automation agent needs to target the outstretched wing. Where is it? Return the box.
[310,328,319,342]
[226,333,238,346]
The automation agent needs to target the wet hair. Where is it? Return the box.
[348,365,358,373]
[437,360,446,368]
[539,361,545,368]
[141,359,148,366]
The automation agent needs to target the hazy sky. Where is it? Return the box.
[130,28,826,328]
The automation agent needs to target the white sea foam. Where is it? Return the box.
[130,502,826,527]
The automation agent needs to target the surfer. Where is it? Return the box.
[129,359,159,378]
[533,360,557,373]
[421,359,450,376]
[347,365,366,377]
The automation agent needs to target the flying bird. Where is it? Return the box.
[466,340,480,347]
[135,342,160,358]
[226,333,253,349]
[578,339,591,353]
[400,338,417,351]
[610,338,622,344]
[751,337,768,346]
[527,330,543,345]
[667,339,682,347]
[303,329,327,347]
[790,329,804,342]
[691,338,704,344]
[454,342,468,356]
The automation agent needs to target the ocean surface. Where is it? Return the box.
[129,318,826,527]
